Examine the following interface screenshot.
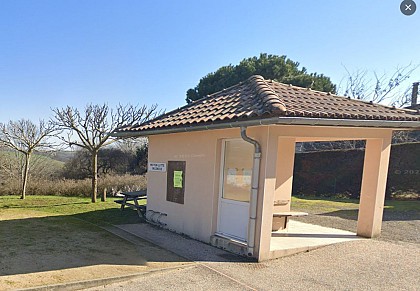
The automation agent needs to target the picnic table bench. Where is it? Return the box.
[272,211,308,231]
[114,190,147,218]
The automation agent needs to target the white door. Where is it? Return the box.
[217,139,254,242]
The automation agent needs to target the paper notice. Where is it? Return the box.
[173,170,183,188]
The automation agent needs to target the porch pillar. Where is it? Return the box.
[256,136,296,261]
[256,133,279,261]
[274,138,296,212]
[357,135,392,238]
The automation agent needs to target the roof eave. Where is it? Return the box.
[112,117,420,138]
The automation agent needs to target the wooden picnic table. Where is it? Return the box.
[114,190,147,218]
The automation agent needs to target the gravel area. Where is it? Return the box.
[87,240,419,291]
[87,210,420,291]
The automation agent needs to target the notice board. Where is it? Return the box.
[167,161,186,204]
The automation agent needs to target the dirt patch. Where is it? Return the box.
[0,209,190,290]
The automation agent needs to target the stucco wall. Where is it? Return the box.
[147,127,267,243]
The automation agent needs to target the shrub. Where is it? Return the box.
[0,174,147,197]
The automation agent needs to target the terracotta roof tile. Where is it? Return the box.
[115,75,420,134]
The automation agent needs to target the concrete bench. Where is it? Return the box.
[272,211,308,231]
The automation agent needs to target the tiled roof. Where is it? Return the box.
[115,75,420,134]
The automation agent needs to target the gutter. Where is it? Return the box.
[112,117,420,138]
[240,127,261,257]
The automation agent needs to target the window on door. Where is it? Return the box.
[222,140,254,202]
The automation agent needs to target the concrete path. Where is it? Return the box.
[270,220,362,259]
[85,239,419,291]
[114,223,250,262]
[82,223,420,291]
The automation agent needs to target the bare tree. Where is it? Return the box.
[341,64,418,105]
[1,149,47,180]
[0,147,16,183]
[0,119,55,199]
[116,137,147,154]
[52,103,157,202]
[390,84,416,108]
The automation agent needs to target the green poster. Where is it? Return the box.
[173,170,183,188]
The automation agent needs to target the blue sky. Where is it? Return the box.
[0,0,419,123]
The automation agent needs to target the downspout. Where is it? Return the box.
[240,126,261,257]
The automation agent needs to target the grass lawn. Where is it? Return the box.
[0,195,143,225]
[0,195,187,290]
[291,196,420,214]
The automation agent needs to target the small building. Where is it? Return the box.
[114,75,420,261]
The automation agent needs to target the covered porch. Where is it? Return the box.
[112,75,419,262]
[255,125,392,261]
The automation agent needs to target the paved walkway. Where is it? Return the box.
[85,239,420,290]
[270,220,362,259]
[81,222,420,291]
[114,223,249,262]
[117,221,362,262]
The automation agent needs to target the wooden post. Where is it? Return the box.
[101,187,107,202]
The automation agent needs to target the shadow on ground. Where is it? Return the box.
[1,202,91,209]
[0,208,186,277]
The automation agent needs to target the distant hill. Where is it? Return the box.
[0,150,65,178]
[39,151,75,163]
